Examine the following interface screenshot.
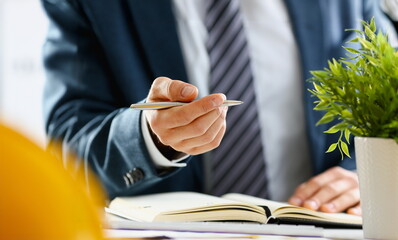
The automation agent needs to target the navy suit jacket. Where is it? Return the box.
[42,0,393,199]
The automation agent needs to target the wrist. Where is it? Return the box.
[147,121,185,159]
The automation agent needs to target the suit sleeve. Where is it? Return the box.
[41,0,183,199]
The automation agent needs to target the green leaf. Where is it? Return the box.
[316,112,335,125]
[341,109,353,119]
[384,121,398,129]
[364,25,376,40]
[344,129,351,144]
[345,29,363,34]
[311,70,330,79]
[329,59,343,74]
[314,100,330,111]
[347,37,360,43]
[358,37,374,50]
[341,60,358,72]
[313,82,325,94]
[341,141,351,158]
[364,54,378,65]
[324,123,348,134]
[324,127,340,134]
[326,143,338,153]
[342,47,360,55]
[369,17,376,32]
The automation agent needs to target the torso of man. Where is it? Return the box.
[172,0,312,201]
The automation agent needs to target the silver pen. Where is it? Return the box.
[130,100,243,110]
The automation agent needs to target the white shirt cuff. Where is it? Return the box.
[141,112,188,168]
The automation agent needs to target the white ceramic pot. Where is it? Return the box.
[355,137,398,239]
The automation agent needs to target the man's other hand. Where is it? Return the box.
[288,166,361,216]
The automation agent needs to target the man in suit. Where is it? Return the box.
[41,0,396,215]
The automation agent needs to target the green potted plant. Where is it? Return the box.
[309,18,398,239]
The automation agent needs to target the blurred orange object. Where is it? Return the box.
[0,124,105,240]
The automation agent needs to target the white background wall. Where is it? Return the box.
[0,0,48,147]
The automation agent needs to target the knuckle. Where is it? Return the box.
[215,107,223,116]
[168,80,189,100]
[203,124,224,146]
[149,114,169,133]
[148,117,161,131]
[350,172,359,181]
[158,133,174,146]
[172,142,185,152]
[331,166,344,175]
[175,110,194,126]
[201,103,211,113]
[167,79,177,93]
[157,136,169,145]
[220,124,226,133]
[166,81,175,98]
[349,189,360,199]
[351,177,359,186]
[308,178,322,188]
[151,79,160,89]
[192,123,207,136]
[187,147,201,156]
[208,134,223,149]
[347,170,358,180]
[153,77,163,85]
[221,107,228,119]
[152,77,168,89]
[201,130,216,143]
[296,182,307,191]
[294,188,308,199]
[344,191,356,200]
[345,177,358,187]
[152,77,173,99]
[209,139,221,149]
[324,184,339,195]
[201,100,216,113]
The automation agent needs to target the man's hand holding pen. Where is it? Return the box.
[144,77,228,157]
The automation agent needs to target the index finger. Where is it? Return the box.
[160,93,226,128]
[289,167,344,205]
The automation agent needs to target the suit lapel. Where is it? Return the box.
[284,0,327,173]
[284,0,325,77]
[127,0,188,82]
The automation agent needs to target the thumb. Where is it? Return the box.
[147,77,198,102]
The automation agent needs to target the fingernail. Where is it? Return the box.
[289,197,302,206]
[348,207,361,215]
[304,200,318,210]
[181,86,195,98]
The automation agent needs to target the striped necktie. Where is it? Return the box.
[205,0,268,198]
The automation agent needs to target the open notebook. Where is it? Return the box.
[107,191,362,229]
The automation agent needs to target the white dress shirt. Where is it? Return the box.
[142,0,313,201]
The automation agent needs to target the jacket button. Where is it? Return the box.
[123,168,144,186]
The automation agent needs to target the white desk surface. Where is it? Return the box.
[104,216,364,240]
